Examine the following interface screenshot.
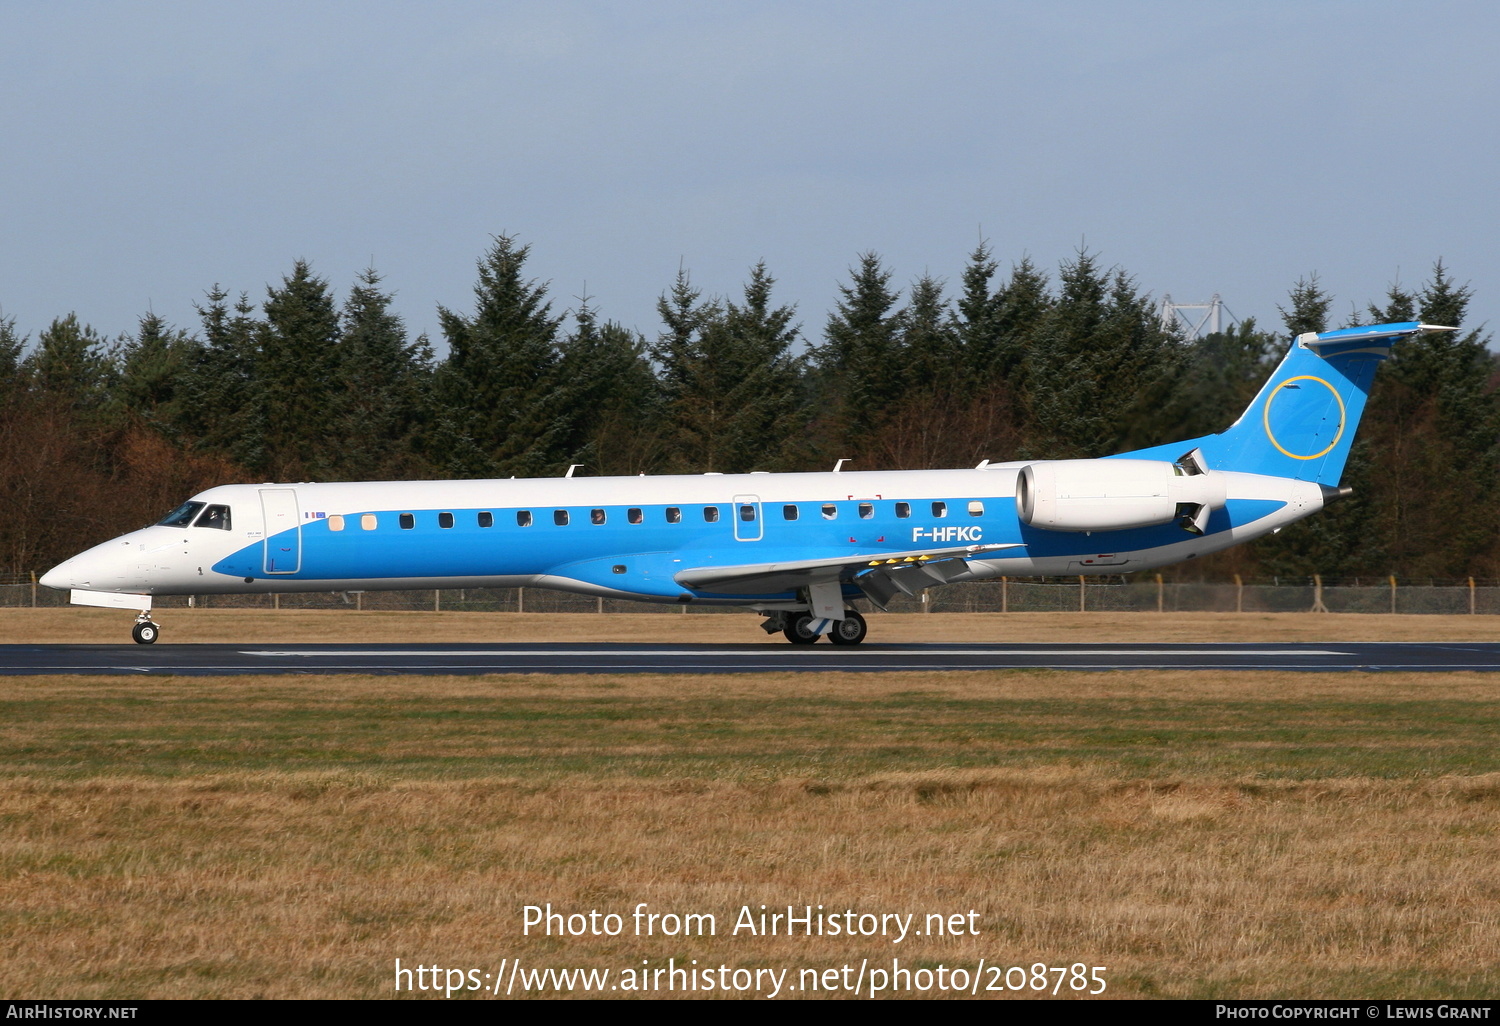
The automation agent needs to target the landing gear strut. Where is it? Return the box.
[132,616,159,645]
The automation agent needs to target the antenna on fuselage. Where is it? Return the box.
[833,459,850,472]
[565,465,583,478]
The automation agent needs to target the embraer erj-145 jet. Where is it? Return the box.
[42,321,1448,645]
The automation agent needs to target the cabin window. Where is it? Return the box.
[895,502,910,518]
[554,510,569,526]
[932,501,947,518]
[437,512,454,529]
[627,508,643,524]
[783,504,799,521]
[399,513,415,530]
[858,502,873,519]
[739,504,756,522]
[590,508,606,525]
[360,514,377,531]
[477,511,493,528]
[156,501,204,528]
[821,503,837,520]
[612,564,627,574]
[666,507,682,524]
[703,506,720,523]
[328,515,345,532]
[968,500,984,516]
[195,504,232,530]
[516,510,532,527]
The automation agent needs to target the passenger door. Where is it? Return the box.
[259,488,301,574]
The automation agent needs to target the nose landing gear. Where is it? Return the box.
[132,616,160,645]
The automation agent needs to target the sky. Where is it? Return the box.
[2,1,1497,353]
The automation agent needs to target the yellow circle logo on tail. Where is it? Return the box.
[1262,375,1345,460]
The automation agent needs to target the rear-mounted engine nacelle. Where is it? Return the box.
[1016,454,1227,533]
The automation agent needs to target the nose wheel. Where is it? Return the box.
[132,619,160,645]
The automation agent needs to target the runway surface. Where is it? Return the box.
[5,641,1500,674]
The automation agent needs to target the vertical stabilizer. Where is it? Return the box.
[1119,322,1452,484]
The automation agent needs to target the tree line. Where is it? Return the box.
[1,235,1494,581]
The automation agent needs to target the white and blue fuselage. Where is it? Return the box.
[40,465,1323,598]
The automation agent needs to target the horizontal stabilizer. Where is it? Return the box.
[1295,322,1454,353]
[674,542,1022,595]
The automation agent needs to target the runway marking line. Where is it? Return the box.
[240,648,1353,658]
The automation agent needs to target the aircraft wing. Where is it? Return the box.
[673,542,1023,604]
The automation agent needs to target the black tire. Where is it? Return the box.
[827,610,868,646]
[783,613,820,644]
[132,622,159,645]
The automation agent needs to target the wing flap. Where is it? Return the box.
[672,542,1022,595]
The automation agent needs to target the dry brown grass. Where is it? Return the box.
[7,607,1500,644]
[3,671,1499,999]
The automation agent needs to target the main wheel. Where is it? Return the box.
[783,612,820,644]
[827,610,868,646]
[132,621,159,645]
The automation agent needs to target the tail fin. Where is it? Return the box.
[1120,322,1453,484]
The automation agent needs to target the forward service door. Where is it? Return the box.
[732,494,763,542]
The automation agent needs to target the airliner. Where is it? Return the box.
[40,321,1447,645]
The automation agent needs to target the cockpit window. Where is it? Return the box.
[157,501,205,528]
[194,504,232,531]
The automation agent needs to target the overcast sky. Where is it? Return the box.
[2,1,1496,353]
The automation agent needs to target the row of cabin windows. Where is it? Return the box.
[783,500,981,520]
[324,500,987,533]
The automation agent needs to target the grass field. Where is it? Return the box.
[3,615,1499,1000]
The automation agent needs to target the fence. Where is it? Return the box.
[4,572,1498,615]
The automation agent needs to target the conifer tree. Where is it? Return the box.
[259,260,344,478]
[653,262,804,472]
[1022,252,1180,457]
[901,274,956,394]
[23,314,113,410]
[433,235,567,477]
[0,311,27,395]
[817,252,906,444]
[337,267,433,479]
[556,297,663,475]
[115,312,199,436]
[1278,274,1332,336]
[953,244,1048,394]
[182,287,264,470]
[1358,262,1498,576]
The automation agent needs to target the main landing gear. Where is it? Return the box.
[132,615,160,645]
[781,609,868,646]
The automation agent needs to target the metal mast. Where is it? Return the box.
[1158,294,1237,339]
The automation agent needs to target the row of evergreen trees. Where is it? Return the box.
[1,235,1494,580]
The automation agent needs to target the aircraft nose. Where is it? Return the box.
[40,542,131,591]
